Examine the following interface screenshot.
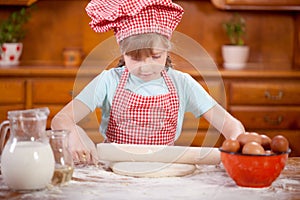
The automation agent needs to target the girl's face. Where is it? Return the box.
[124,49,167,82]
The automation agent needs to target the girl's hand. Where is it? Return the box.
[70,125,99,165]
[51,100,99,165]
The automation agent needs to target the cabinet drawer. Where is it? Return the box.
[230,106,300,129]
[0,80,25,103]
[32,79,74,104]
[230,81,300,105]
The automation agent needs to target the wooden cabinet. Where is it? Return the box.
[227,78,300,156]
[229,80,300,130]
[211,0,300,10]
[31,79,74,104]
[0,67,104,143]
[29,78,74,127]
[230,81,300,105]
[0,80,25,104]
[0,79,26,121]
[0,66,300,156]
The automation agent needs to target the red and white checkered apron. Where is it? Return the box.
[106,68,179,145]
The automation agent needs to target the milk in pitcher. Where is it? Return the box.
[1,141,55,191]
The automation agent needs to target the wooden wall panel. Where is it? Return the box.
[294,13,300,69]
[0,0,298,69]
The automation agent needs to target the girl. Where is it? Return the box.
[51,0,245,164]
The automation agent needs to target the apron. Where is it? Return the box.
[106,68,179,145]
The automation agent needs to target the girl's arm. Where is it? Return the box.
[202,104,245,140]
[51,99,99,164]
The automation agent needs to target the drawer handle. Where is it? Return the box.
[264,91,283,100]
[264,116,283,125]
[69,90,74,97]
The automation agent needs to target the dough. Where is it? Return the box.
[110,162,196,178]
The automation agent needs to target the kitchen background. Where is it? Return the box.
[0,0,299,69]
[0,0,300,156]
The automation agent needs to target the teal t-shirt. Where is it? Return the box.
[76,66,217,140]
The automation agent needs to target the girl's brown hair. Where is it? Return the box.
[117,33,173,68]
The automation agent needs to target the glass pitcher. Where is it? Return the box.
[0,107,55,191]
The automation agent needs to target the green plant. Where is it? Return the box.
[223,13,246,46]
[0,7,32,44]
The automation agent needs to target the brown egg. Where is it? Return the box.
[221,139,240,152]
[265,150,274,155]
[237,132,262,147]
[260,134,272,150]
[242,142,265,155]
[271,135,289,153]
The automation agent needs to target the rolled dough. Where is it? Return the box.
[98,143,221,165]
[110,162,196,178]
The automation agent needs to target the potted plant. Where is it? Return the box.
[0,7,32,66]
[221,13,249,70]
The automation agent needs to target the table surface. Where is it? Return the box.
[1,158,300,200]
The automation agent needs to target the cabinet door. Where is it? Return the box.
[0,80,26,122]
[0,80,25,103]
[32,79,74,104]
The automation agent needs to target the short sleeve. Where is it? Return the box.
[168,69,217,118]
[75,69,120,112]
[183,74,217,117]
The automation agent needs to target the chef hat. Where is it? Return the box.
[86,0,184,43]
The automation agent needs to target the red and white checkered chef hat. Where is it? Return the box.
[86,0,184,43]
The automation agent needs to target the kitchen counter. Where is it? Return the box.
[1,157,299,200]
[1,65,300,78]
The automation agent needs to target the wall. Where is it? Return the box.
[0,0,298,69]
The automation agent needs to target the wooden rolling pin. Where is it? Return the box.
[97,143,220,165]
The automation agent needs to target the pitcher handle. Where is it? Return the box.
[0,120,10,155]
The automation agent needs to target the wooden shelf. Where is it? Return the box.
[226,0,300,6]
[0,0,38,6]
[211,0,300,10]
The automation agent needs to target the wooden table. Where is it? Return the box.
[1,157,300,200]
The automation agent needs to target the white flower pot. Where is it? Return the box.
[222,45,249,70]
[0,43,23,67]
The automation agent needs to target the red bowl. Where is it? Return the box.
[219,148,290,188]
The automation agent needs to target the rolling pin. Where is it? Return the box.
[97,143,220,165]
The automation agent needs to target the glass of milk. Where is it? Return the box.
[0,107,55,192]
